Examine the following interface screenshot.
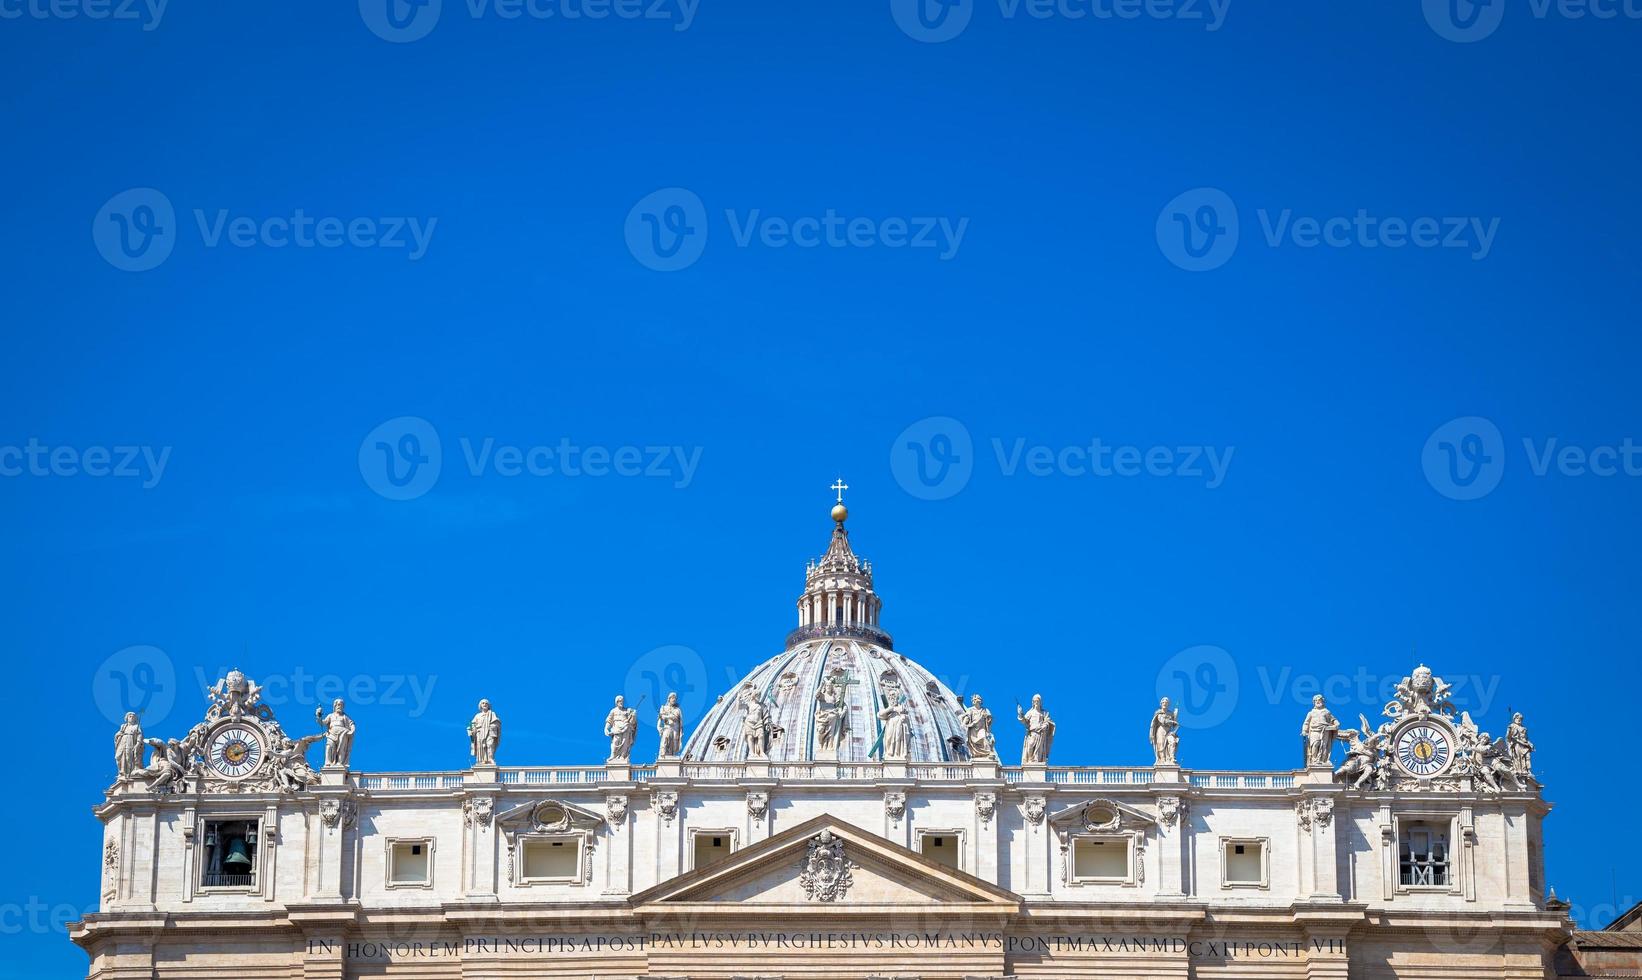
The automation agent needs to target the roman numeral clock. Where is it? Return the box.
[207,725,266,780]
[1393,722,1454,777]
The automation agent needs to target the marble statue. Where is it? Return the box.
[1016,694,1055,765]
[268,733,324,792]
[656,692,683,758]
[814,668,850,759]
[314,699,355,768]
[605,695,638,762]
[875,694,911,761]
[1150,697,1181,765]
[469,699,502,767]
[1507,712,1534,776]
[1388,663,1454,719]
[114,712,145,779]
[959,695,996,760]
[741,688,773,760]
[1335,715,1385,790]
[205,669,263,722]
[1301,695,1341,766]
[141,723,207,794]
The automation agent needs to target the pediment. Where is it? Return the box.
[1046,797,1157,834]
[632,815,1019,914]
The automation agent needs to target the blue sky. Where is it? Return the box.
[3,0,1641,975]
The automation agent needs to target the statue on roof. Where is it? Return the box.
[605,695,638,763]
[656,692,683,759]
[1150,697,1181,765]
[960,694,997,760]
[1017,694,1055,764]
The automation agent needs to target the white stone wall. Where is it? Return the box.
[96,777,1551,917]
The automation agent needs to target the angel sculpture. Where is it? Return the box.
[268,732,326,792]
[141,724,208,794]
[1334,714,1385,790]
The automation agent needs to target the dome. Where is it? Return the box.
[682,637,969,763]
[680,489,969,764]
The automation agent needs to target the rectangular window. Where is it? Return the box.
[919,832,960,869]
[1071,836,1129,882]
[1399,822,1450,887]
[1222,838,1267,888]
[692,832,735,870]
[200,819,259,889]
[520,837,580,882]
[388,840,432,887]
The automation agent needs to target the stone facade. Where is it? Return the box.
[72,500,1572,979]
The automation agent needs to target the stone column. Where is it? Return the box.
[1298,789,1343,901]
[1152,793,1189,897]
[1017,783,1052,900]
[604,792,633,896]
[973,789,1000,882]
[311,785,356,902]
[462,773,500,900]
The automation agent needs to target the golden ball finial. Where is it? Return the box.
[831,503,848,523]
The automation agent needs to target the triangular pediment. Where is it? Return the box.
[632,814,1019,914]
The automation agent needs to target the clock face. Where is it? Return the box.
[1394,723,1454,777]
[208,725,264,779]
